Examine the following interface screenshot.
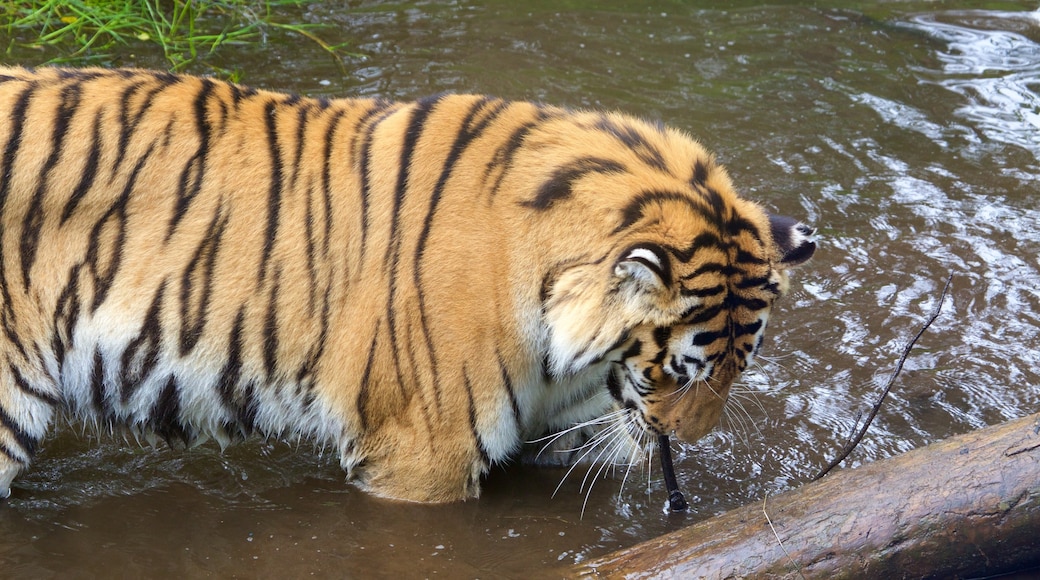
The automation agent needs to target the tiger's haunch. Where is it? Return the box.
[0,67,814,503]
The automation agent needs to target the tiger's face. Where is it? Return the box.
[538,141,815,447]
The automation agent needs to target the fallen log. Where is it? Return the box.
[575,412,1040,579]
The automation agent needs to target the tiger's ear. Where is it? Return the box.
[614,244,672,292]
[769,214,816,267]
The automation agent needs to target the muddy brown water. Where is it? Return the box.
[2,1,1039,577]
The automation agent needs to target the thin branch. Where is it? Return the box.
[813,274,953,481]
[763,493,806,580]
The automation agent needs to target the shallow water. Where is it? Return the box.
[1,1,1039,577]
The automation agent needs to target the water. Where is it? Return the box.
[1,1,1039,576]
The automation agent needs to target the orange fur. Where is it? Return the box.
[0,67,813,502]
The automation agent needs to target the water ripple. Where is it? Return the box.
[904,10,1040,158]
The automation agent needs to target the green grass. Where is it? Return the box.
[1,1,348,72]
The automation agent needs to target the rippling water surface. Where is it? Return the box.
[1,1,1038,577]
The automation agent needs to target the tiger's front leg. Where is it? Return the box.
[0,364,60,500]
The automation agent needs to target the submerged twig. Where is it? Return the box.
[813,274,953,481]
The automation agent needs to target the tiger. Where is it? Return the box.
[0,66,814,504]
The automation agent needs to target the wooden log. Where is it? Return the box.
[575,412,1040,579]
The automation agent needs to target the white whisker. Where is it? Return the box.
[530,409,626,461]
[551,419,628,500]
[579,423,636,515]
[617,421,650,504]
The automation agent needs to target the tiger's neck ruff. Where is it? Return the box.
[0,67,813,503]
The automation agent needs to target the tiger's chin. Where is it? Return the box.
[647,380,734,445]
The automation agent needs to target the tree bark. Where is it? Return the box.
[575,412,1040,579]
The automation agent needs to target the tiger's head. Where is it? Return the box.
[530,111,815,447]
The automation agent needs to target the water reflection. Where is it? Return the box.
[905,10,1040,158]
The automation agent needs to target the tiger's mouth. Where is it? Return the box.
[636,376,734,444]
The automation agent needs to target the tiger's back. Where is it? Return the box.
[0,67,814,503]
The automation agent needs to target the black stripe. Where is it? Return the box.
[0,296,27,363]
[120,282,165,404]
[733,319,763,339]
[410,98,507,414]
[691,160,709,187]
[150,376,191,445]
[115,78,168,172]
[0,84,34,348]
[691,329,726,347]
[402,316,440,423]
[652,326,671,348]
[614,190,715,235]
[724,292,769,311]
[415,97,502,269]
[673,233,727,264]
[319,109,345,256]
[681,284,725,298]
[0,401,34,458]
[485,116,541,199]
[258,99,284,284]
[619,339,643,362]
[263,267,280,378]
[462,368,491,468]
[296,287,331,384]
[238,381,259,434]
[383,96,442,415]
[303,167,319,317]
[0,82,34,214]
[630,373,653,397]
[593,116,668,171]
[169,78,215,239]
[585,330,633,367]
[87,141,154,313]
[520,157,625,211]
[703,187,727,222]
[355,102,396,262]
[12,366,59,406]
[650,346,668,366]
[21,81,83,289]
[90,347,111,419]
[52,264,82,369]
[726,214,763,241]
[227,81,256,105]
[682,260,725,280]
[179,206,228,355]
[736,274,772,290]
[496,353,522,431]
[0,440,24,463]
[356,321,380,433]
[606,368,624,401]
[60,111,102,224]
[683,304,723,325]
[386,95,442,264]
[216,309,248,435]
[735,247,767,265]
[291,103,310,189]
[540,351,553,382]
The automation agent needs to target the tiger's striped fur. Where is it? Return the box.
[0,67,814,503]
